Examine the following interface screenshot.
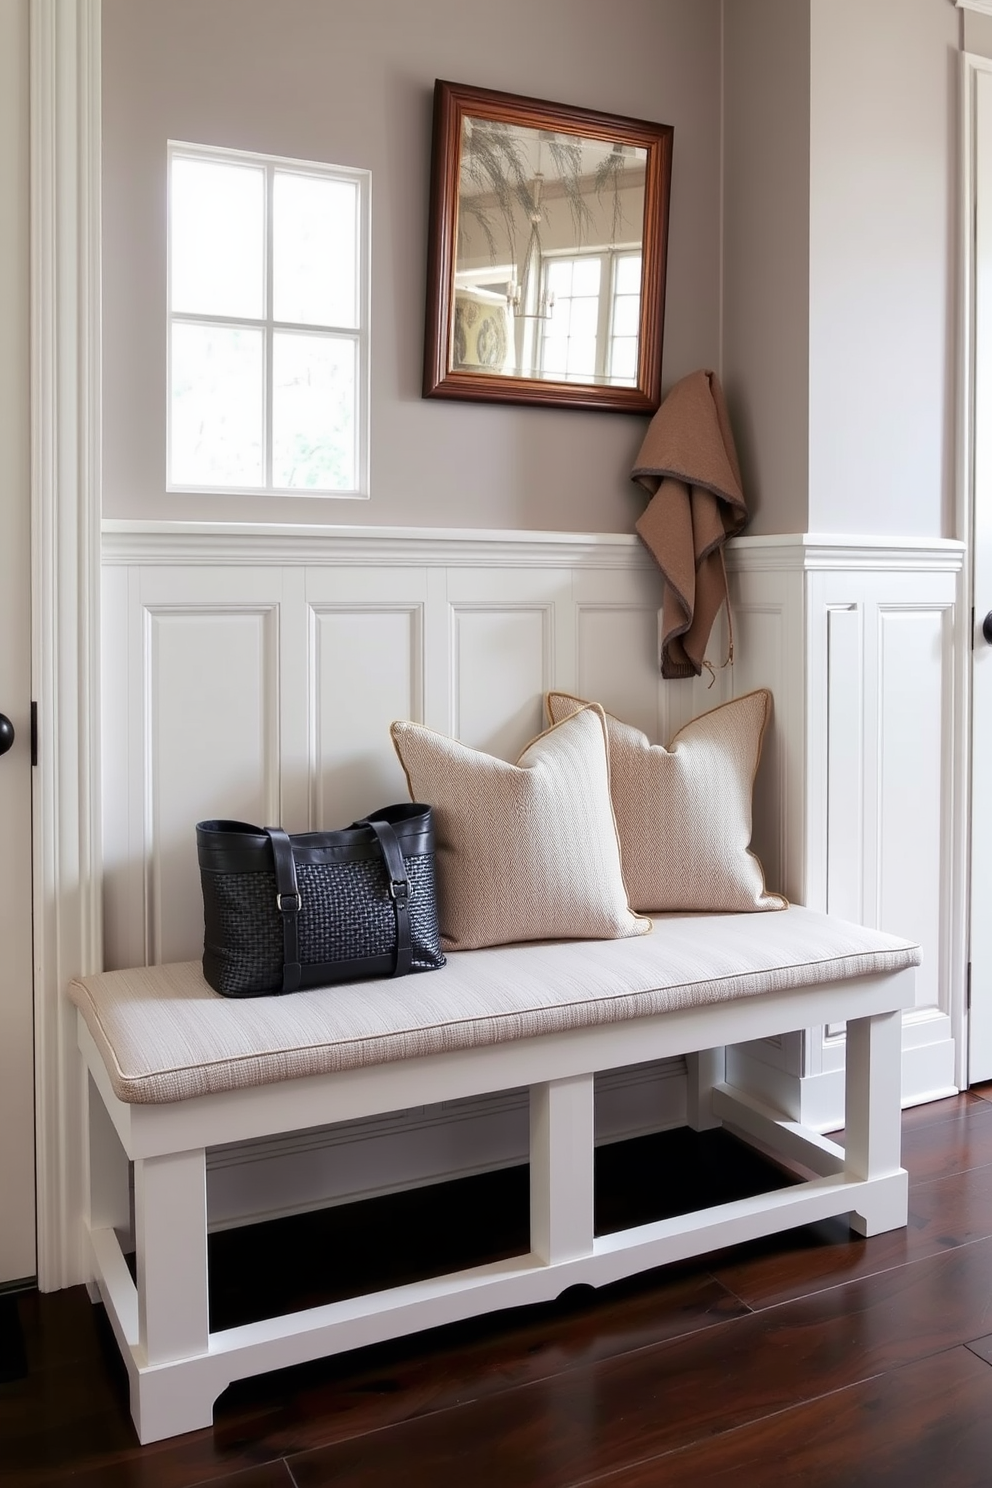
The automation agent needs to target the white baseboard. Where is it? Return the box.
[206,1057,688,1231]
[727,1021,959,1134]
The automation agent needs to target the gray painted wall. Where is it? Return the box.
[101,0,963,540]
[722,0,811,535]
[807,0,958,537]
[102,0,722,533]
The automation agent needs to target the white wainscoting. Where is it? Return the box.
[725,538,966,1127]
[101,522,964,1227]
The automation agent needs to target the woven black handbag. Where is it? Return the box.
[196,804,446,997]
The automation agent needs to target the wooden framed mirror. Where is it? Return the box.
[423,80,673,414]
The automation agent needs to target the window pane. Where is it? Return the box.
[612,294,640,337]
[610,337,638,382]
[614,254,641,294]
[571,258,602,296]
[274,172,359,328]
[170,322,263,486]
[569,299,599,339]
[568,338,598,378]
[272,331,356,490]
[541,336,568,376]
[546,259,574,295]
[170,157,264,319]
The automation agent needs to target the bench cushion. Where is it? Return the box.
[67,906,920,1106]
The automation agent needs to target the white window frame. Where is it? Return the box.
[538,246,641,386]
[166,140,371,498]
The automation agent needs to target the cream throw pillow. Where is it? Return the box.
[390,704,650,951]
[546,689,787,915]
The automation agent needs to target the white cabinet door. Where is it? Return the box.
[0,0,36,1283]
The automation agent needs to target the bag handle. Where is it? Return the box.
[266,817,413,993]
[265,827,302,994]
[361,817,413,978]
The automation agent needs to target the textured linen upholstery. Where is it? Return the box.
[68,906,920,1106]
[391,704,648,950]
[546,689,786,915]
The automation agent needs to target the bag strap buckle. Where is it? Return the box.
[265,827,302,993]
[389,878,409,904]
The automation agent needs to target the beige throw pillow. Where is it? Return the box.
[390,704,650,951]
[546,689,787,915]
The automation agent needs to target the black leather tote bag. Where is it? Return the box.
[196,804,446,997]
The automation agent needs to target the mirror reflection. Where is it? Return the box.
[452,117,648,387]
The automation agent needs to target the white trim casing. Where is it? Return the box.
[961,52,992,1083]
[958,0,992,16]
[31,0,103,1291]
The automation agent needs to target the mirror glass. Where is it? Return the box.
[424,83,673,414]
[453,118,647,387]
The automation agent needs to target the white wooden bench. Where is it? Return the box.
[70,904,919,1444]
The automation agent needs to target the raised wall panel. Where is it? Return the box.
[825,605,864,924]
[576,604,664,741]
[145,605,278,965]
[102,566,142,972]
[732,601,790,901]
[310,604,422,825]
[876,605,948,1010]
[728,563,804,906]
[450,603,552,758]
[572,562,665,738]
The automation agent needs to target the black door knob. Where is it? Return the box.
[984,612,992,646]
[0,714,13,756]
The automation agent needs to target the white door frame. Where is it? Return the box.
[961,50,992,1087]
[31,0,103,1290]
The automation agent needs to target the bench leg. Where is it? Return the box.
[85,1072,132,1302]
[134,1147,209,1365]
[131,1147,213,1440]
[530,1074,595,1265]
[686,1047,726,1131]
[844,1009,908,1236]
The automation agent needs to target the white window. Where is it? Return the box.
[167,142,370,496]
[539,249,641,386]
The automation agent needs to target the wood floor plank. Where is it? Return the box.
[966,1332,992,1366]
[1,1269,746,1486]
[710,1160,992,1310]
[10,1102,992,1488]
[898,1099,992,1183]
[0,1296,27,1383]
[592,1346,992,1488]
[285,1236,992,1487]
[188,1464,296,1488]
[834,1097,992,1185]
[891,1091,987,1128]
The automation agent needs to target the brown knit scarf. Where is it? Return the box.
[631,369,747,679]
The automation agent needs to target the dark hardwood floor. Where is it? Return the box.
[4,1085,992,1487]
